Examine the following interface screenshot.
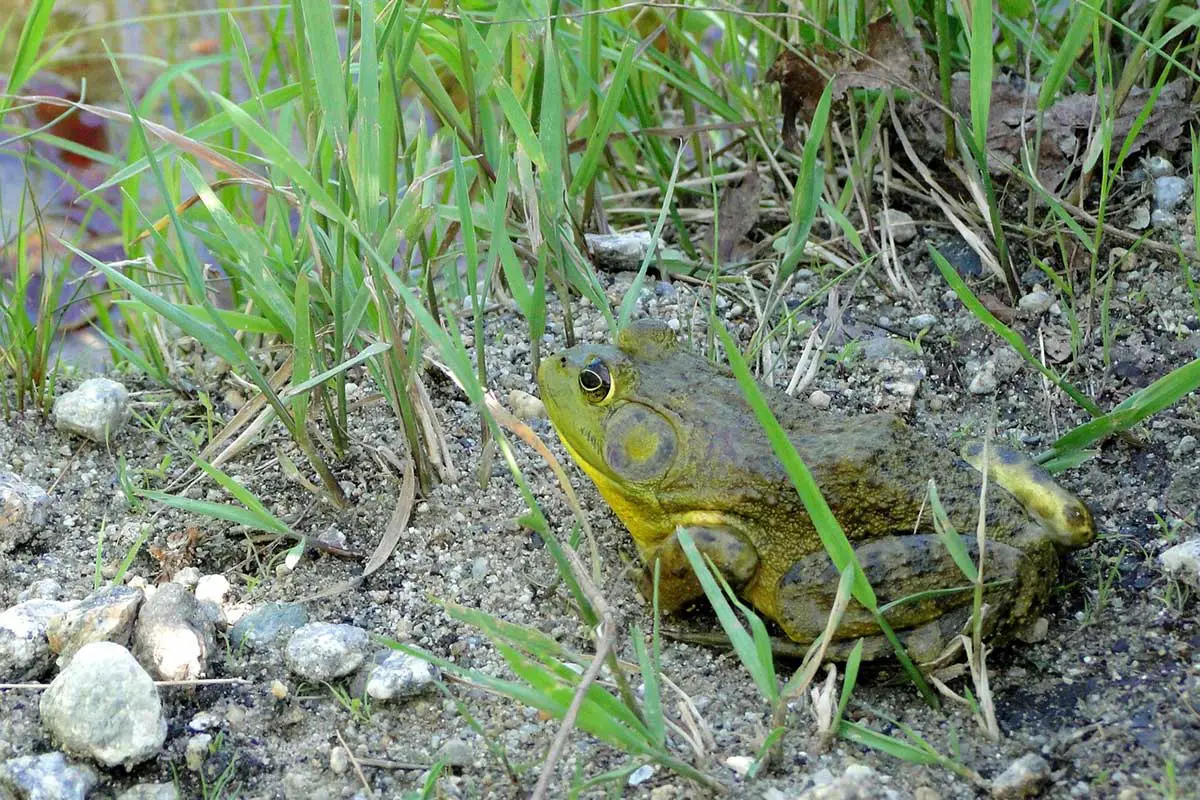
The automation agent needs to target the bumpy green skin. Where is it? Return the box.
[537,319,1096,662]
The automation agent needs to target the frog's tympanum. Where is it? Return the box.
[537,319,1096,662]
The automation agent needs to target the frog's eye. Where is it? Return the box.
[579,358,614,402]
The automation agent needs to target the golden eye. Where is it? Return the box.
[579,358,613,402]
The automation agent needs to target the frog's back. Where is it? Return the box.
[654,365,1024,546]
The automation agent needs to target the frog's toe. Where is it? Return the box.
[962,442,1096,548]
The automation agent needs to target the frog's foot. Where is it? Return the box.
[961,442,1095,548]
[638,525,760,614]
[771,533,1052,657]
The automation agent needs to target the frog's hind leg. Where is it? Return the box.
[771,531,1055,659]
[962,443,1095,548]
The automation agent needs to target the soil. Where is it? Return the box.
[1,236,1199,800]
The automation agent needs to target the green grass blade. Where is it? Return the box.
[61,243,242,366]
[677,529,777,702]
[139,490,290,536]
[489,146,531,313]
[631,624,665,750]
[299,0,350,158]
[1038,0,1096,111]
[1,0,55,114]
[617,142,685,328]
[114,302,279,336]
[567,37,636,198]
[836,638,864,723]
[280,341,392,399]
[193,459,290,532]
[967,0,994,156]
[355,0,382,233]
[290,270,312,426]
[927,480,979,582]
[778,83,833,282]
[1042,355,1200,461]
[209,94,347,224]
[838,720,942,765]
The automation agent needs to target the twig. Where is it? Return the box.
[351,757,429,770]
[154,677,251,687]
[528,617,616,800]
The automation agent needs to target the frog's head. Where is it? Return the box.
[537,319,685,494]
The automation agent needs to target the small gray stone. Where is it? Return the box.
[229,602,308,652]
[937,237,982,277]
[808,390,832,410]
[132,582,215,680]
[1147,156,1174,178]
[438,738,473,767]
[194,574,231,607]
[507,389,546,421]
[1129,204,1151,230]
[991,753,1051,799]
[363,651,440,702]
[52,378,131,443]
[585,231,657,272]
[1018,290,1053,315]
[1109,247,1139,272]
[285,622,370,682]
[116,782,180,800]
[0,600,71,681]
[878,208,917,244]
[969,362,998,395]
[627,764,655,786]
[862,337,915,363]
[906,313,939,331]
[187,711,221,732]
[47,585,143,667]
[1176,435,1197,456]
[470,557,489,582]
[185,734,211,772]
[18,579,64,603]
[994,347,1025,380]
[1159,539,1200,590]
[797,763,900,799]
[0,473,51,554]
[1151,208,1176,229]
[40,642,167,768]
[329,745,349,775]
[0,752,98,800]
[1152,176,1189,212]
[171,567,201,590]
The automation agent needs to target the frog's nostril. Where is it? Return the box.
[559,356,567,366]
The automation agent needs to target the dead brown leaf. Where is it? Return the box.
[768,15,933,150]
[362,455,415,579]
[710,170,762,264]
[979,293,1016,324]
[765,48,832,150]
[150,526,202,584]
[832,15,934,97]
[923,74,1195,191]
[1041,323,1074,364]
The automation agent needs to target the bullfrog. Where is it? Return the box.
[537,319,1096,663]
